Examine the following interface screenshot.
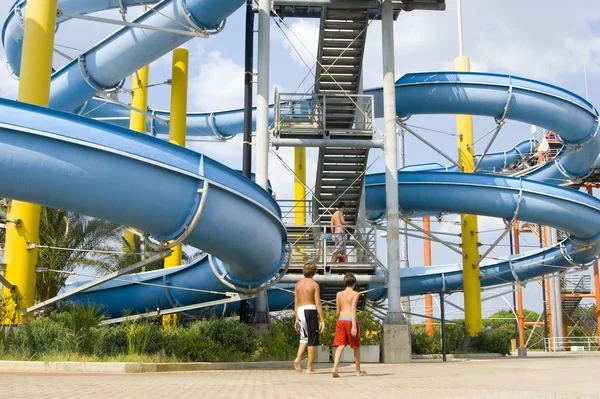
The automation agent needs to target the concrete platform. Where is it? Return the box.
[1,355,599,398]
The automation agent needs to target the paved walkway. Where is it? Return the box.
[1,355,599,398]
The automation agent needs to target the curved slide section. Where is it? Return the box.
[3,0,157,76]
[368,72,600,183]
[77,98,275,139]
[0,99,287,292]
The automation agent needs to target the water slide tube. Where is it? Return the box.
[1,1,599,315]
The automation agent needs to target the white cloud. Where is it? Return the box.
[361,1,600,88]
[188,51,246,110]
[275,19,319,68]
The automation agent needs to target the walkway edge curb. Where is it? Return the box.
[0,360,294,374]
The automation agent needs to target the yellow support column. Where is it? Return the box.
[163,48,189,327]
[294,148,306,226]
[2,0,58,323]
[123,64,150,259]
[455,56,482,337]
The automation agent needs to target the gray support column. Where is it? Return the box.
[251,0,271,325]
[398,123,410,321]
[382,0,402,323]
[380,0,411,364]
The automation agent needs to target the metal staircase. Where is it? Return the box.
[561,274,592,319]
[313,7,371,228]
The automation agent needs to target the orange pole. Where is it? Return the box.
[514,221,525,347]
[543,227,553,350]
[423,217,434,336]
[588,186,600,331]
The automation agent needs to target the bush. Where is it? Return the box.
[198,317,258,356]
[162,326,223,362]
[94,325,128,357]
[411,322,466,355]
[256,316,298,361]
[7,316,74,357]
[470,328,512,355]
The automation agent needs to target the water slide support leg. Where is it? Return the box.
[163,48,189,327]
[589,186,600,338]
[514,222,527,356]
[423,217,434,336]
[250,0,271,326]
[2,0,58,324]
[241,0,255,324]
[455,55,482,337]
[124,61,150,265]
[380,0,410,363]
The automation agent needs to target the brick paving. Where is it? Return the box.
[1,355,599,398]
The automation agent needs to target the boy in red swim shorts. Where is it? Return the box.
[331,273,366,377]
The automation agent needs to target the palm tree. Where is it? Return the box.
[35,207,126,301]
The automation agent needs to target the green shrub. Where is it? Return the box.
[410,322,466,354]
[7,316,74,357]
[470,327,512,355]
[125,321,155,355]
[198,317,258,356]
[256,316,298,361]
[162,326,223,362]
[94,325,128,357]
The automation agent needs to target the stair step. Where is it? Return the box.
[323,156,365,163]
[324,148,368,155]
[322,39,364,49]
[320,74,359,83]
[321,172,362,179]
[325,10,368,20]
[320,57,361,66]
[320,187,361,194]
[322,48,362,58]
[323,21,366,30]
[319,66,360,75]
[323,30,366,40]
[322,164,364,171]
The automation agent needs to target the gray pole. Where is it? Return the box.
[251,0,271,325]
[255,0,270,190]
[398,124,410,320]
[382,0,403,323]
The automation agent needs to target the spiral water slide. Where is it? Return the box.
[2,1,600,317]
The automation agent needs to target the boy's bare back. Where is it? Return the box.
[336,288,358,319]
[295,278,320,307]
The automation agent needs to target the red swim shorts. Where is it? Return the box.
[332,320,360,349]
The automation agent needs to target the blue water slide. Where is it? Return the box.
[3,0,160,76]
[0,98,287,294]
[76,98,274,139]
[2,0,600,316]
[57,73,600,314]
[9,0,245,112]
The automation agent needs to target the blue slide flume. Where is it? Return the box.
[1,1,600,317]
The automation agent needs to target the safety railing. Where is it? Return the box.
[561,274,592,293]
[544,336,600,352]
[285,223,381,275]
[273,92,375,138]
[278,200,312,226]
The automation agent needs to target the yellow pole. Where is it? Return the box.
[164,48,188,268]
[294,147,306,225]
[123,62,150,258]
[455,55,482,337]
[163,48,189,327]
[2,0,58,323]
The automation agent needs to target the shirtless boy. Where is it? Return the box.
[331,273,367,377]
[294,261,325,374]
[331,202,347,262]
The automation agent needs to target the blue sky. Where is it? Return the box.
[1,1,600,323]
